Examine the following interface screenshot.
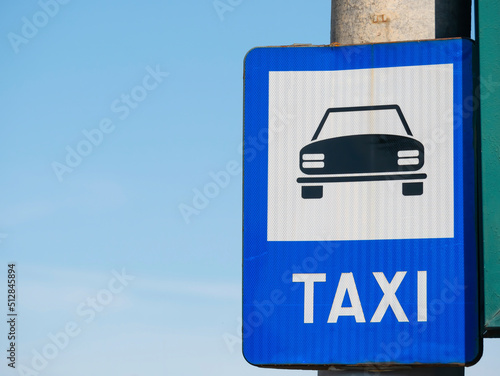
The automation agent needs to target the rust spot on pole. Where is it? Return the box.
[372,14,388,23]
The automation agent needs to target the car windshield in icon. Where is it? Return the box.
[297,105,426,199]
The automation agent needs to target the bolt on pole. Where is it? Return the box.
[323,0,472,375]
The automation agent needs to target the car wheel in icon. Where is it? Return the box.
[402,182,423,196]
[302,186,323,199]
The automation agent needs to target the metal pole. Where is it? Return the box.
[479,0,500,338]
[319,368,464,376]
[331,0,471,45]
[323,0,472,375]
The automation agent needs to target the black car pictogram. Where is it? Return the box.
[297,105,427,199]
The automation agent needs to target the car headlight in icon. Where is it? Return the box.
[397,150,420,166]
[302,153,325,169]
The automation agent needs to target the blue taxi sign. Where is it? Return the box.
[243,39,480,368]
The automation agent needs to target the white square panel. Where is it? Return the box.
[267,64,454,241]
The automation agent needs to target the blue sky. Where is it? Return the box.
[0,1,498,375]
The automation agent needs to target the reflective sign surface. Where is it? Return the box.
[243,39,480,367]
